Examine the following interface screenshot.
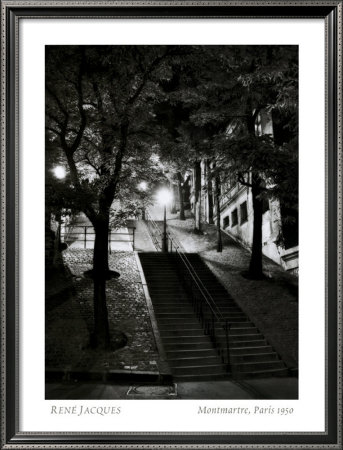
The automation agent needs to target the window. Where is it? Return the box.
[281,204,299,249]
[231,209,238,227]
[240,201,248,224]
[223,216,230,228]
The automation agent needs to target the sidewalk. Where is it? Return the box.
[127,219,156,252]
[46,377,298,400]
[46,248,160,378]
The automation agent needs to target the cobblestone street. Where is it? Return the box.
[46,249,160,377]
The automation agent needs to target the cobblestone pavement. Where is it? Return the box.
[166,215,298,369]
[46,249,159,374]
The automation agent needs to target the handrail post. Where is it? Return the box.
[132,227,135,250]
[212,311,215,341]
[108,229,111,254]
[162,205,168,252]
[225,319,230,373]
[84,226,87,249]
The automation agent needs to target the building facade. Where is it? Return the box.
[187,110,299,275]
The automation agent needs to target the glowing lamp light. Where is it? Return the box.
[138,181,148,191]
[157,188,173,206]
[52,166,66,180]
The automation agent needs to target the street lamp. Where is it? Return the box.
[138,181,148,220]
[157,188,173,252]
[52,165,66,180]
[138,181,148,191]
[50,165,67,251]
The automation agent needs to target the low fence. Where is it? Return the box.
[60,225,136,252]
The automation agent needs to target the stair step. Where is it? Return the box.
[157,321,200,329]
[232,360,286,372]
[143,275,180,280]
[227,334,265,342]
[218,317,250,323]
[164,342,214,350]
[228,339,268,347]
[229,322,255,328]
[173,373,228,381]
[156,313,196,319]
[163,336,211,344]
[149,288,185,293]
[166,349,216,358]
[154,306,194,312]
[202,313,248,319]
[157,317,208,324]
[233,368,289,379]
[153,306,193,311]
[228,327,259,335]
[217,306,242,311]
[141,264,175,267]
[160,328,205,337]
[169,356,221,367]
[157,316,248,324]
[230,352,279,363]
[172,364,227,376]
[230,345,273,354]
[149,296,189,301]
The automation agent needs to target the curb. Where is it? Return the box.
[45,369,173,384]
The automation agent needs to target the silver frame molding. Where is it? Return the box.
[0,1,342,449]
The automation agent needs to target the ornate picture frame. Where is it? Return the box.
[1,1,342,448]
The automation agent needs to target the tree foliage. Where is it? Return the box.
[46,45,179,347]
[168,46,299,275]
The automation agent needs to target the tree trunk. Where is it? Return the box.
[249,178,264,278]
[194,161,202,233]
[177,172,185,220]
[206,160,214,225]
[245,111,264,279]
[215,175,223,252]
[92,218,110,348]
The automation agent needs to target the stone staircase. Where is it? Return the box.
[139,252,227,380]
[139,252,289,380]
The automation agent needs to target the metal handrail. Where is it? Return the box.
[144,210,231,371]
[145,211,223,320]
[168,229,225,320]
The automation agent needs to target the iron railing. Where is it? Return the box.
[145,211,231,372]
[61,224,136,252]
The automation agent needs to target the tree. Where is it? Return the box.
[153,102,192,221]
[46,46,176,347]
[177,46,298,277]
[154,53,214,230]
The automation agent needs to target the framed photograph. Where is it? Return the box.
[1,1,342,448]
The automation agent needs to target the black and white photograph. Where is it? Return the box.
[45,45,299,401]
[2,0,342,447]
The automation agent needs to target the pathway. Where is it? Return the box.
[127,219,156,252]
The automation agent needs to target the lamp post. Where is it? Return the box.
[138,181,148,220]
[157,188,173,252]
[51,165,67,256]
